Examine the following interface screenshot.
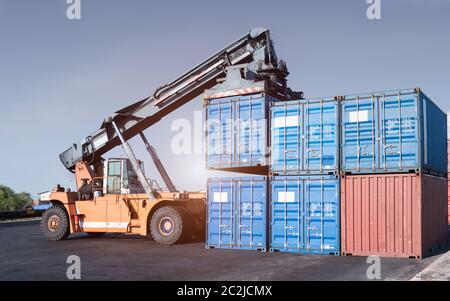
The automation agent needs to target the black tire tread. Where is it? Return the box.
[40,205,70,241]
[150,206,184,245]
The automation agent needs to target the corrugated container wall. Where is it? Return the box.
[341,173,448,258]
[341,88,447,176]
[271,97,339,174]
[206,177,268,251]
[206,93,279,173]
[271,175,340,254]
[448,139,450,224]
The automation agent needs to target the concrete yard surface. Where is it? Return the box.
[0,223,449,281]
[410,250,450,281]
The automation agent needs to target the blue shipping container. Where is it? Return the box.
[271,175,340,255]
[206,93,279,171]
[271,97,339,174]
[207,177,268,251]
[33,204,51,211]
[341,88,447,175]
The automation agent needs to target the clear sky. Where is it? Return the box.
[1,0,449,196]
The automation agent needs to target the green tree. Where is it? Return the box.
[0,185,33,211]
[15,192,34,210]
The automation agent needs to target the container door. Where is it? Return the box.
[379,91,419,171]
[271,178,304,252]
[207,180,234,247]
[236,95,266,167]
[304,100,338,172]
[271,103,302,173]
[236,179,267,249]
[304,176,340,254]
[342,96,377,172]
[206,99,233,168]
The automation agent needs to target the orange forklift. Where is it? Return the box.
[40,28,301,245]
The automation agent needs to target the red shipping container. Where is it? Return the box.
[341,173,448,259]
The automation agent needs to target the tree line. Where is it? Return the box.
[0,185,33,211]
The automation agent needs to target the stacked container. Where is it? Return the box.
[340,88,448,258]
[206,177,268,251]
[269,97,341,255]
[340,173,447,258]
[340,88,447,176]
[205,92,277,251]
[205,93,276,174]
[270,175,340,254]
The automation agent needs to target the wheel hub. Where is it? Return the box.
[47,215,60,232]
[159,217,174,236]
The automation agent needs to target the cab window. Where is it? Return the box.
[107,161,121,193]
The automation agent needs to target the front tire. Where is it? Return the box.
[41,205,70,241]
[150,206,185,245]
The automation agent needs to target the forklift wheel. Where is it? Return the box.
[150,206,185,245]
[40,206,70,241]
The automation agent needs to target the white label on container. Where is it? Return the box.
[273,115,299,128]
[349,110,369,123]
[213,192,228,203]
[278,191,295,203]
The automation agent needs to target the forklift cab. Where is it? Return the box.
[103,158,146,194]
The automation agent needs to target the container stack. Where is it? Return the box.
[205,86,448,259]
[269,97,341,255]
[205,92,277,251]
[339,88,448,258]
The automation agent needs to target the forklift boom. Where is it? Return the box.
[59,28,300,173]
[59,28,302,197]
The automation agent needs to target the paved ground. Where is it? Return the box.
[411,250,450,281]
[0,222,448,281]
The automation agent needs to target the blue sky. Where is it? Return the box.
[1,0,449,196]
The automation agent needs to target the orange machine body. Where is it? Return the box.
[47,160,205,238]
[48,191,205,236]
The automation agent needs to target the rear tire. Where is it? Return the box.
[40,205,70,241]
[150,206,185,245]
